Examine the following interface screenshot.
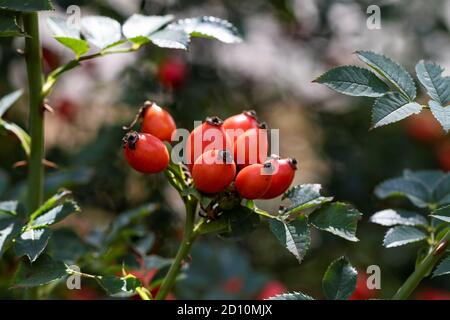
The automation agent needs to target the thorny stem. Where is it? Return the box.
[23,13,45,212]
[41,45,140,97]
[393,229,450,300]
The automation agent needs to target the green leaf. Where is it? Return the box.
[0,217,22,256]
[267,291,314,300]
[314,66,389,97]
[220,206,260,238]
[431,173,450,205]
[13,254,67,288]
[80,16,122,49]
[428,100,450,132]
[0,11,23,37]
[371,92,422,129]
[309,202,361,242]
[134,234,155,257]
[106,203,157,243]
[122,14,173,44]
[46,16,79,38]
[0,0,53,12]
[404,169,444,194]
[356,51,416,100]
[49,229,89,263]
[181,187,214,209]
[374,176,430,208]
[370,209,428,227]
[0,119,31,157]
[168,16,242,44]
[0,89,22,117]
[55,37,89,58]
[0,200,18,215]
[96,275,141,297]
[280,184,333,215]
[15,228,52,262]
[383,226,427,248]
[149,29,190,50]
[433,256,450,277]
[415,60,450,106]
[269,216,311,263]
[143,255,173,270]
[322,256,357,300]
[245,200,274,219]
[31,200,79,227]
[430,205,450,223]
[29,190,71,220]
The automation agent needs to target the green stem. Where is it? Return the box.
[393,229,450,300]
[23,13,45,212]
[155,199,198,300]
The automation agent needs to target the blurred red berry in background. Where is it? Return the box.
[42,47,60,74]
[405,111,444,144]
[157,57,187,89]
[436,140,450,171]
[256,280,287,300]
[67,287,100,300]
[415,288,450,300]
[55,98,79,123]
[223,276,244,294]
[349,273,377,300]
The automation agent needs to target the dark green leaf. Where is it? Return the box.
[370,209,428,227]
[314,66,389,97]
[269,216,310,263]
[403,169,444,192]
[383,226,427,248]
[0,89,22,117]
[134,234,155,257]
[96,275,141,297]
[49,229,89,263]
[431,173,450,205]
[245,200,274,219]
[31,200,79,227]
[168,16,242,44]
[219,206,260,238]
[415,60,450,106]
[149,29,190,50]
[55,37,89,58]
[267,291,314,300]
[371,92,422,128]
[122,14,173,43]
[428,100,450,132]
[29,189,71,220]
[80,16,122,49]
[13,254,67,288]
[0,0,53,12]
[0,11,23,37]
[433,256,450,277]
[0,200,18,215]
[322,256,357,300]
[356,51,416,100]
[309,202,361,242]
[281,184,333,215]
[430,205,450,223]
[374,176,430,208]
[0,217,22,256]
[0,119,31,156]
[143,255,173,270]
[181,188,214,208]
[15,228,52,262]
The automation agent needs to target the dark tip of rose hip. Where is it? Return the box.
[206,116,223,126]
[218,150,233,164]
[288,158,298,170]
[144,101,153,108]
[258,121,268,129]
[123,131,139,150]
[262,161,275,174]
[244,110,257,119]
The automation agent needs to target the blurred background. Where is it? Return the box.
[1,0,450,299]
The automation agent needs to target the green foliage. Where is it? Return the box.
[0,89,22,117]
[0,216,22,256]
[122,14,174,45]
[433,256,450,277]
[0,200,18,215]
[322,256,357,300]
[280,184,333,216]
[80,16,122,50]
[267,291,314,300]
[415,60,450,106]
[15,228,52,262]
[383,226,427,248]
[269,216,311,263]
[0,0,53,12]
[370,209,428,227]
[309,202,361,242]
[13,254,67,288]
[96,275,142,297]
[430,205,450,223]
[428,100,450,132]
[371,92,421,129]
[46,17,89,58]
[314,65,389,97]
[0,11,23,37]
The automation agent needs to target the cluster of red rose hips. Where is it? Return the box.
[123,102,297,200]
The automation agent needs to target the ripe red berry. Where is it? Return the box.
[406,111,444,144]
[235,162,273,199]
[185,116,233,170]
[123,131,169,174]
[192,150,236,194]
[261,156,297,199]
[141,101,177,142]
[157,57,187,89]
[223,110,259,143]
[234,124,268,169]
